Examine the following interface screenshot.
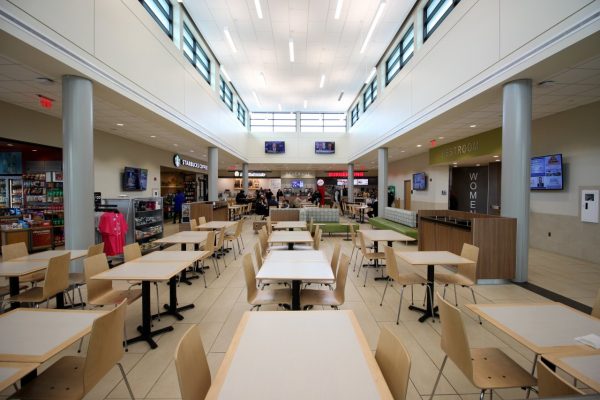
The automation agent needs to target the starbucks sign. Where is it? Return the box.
[173,154,208,170]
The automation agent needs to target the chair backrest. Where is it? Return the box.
[198,216,207,225]
[174,325,212,400]
[266,216,272,235]
[349,224,357,246]
[375,326,411,400]
[234,220,244,237]
[333,254,350,304]
[258,227,269,254]
[87,242,105,257]
[123,243,142,262]
[2,242,28,261]
[83,300,127,393]
[330,242,341,276]
[43,252,70,299]
[190,219,198,231]
[253,243,263,270]
[592,288,600,319]
[537,360,584,398]
[308,217,314,235]
[84,253,113,302]
[382,245,401,282]
[242,253,258,302]
[457,243,479,282]
[313,227,322,250]
[436,293,473,381]
[358,231,368,256]
[216,227,226,249]
[203,231,216,253]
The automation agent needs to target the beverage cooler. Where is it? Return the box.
[0,177,23,208]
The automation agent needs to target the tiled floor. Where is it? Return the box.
[2,216,598,399]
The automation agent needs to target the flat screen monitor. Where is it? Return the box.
[0,152,22,175]
[336,178,369,186]
[265,141,285,154]
[412,172,427,191]
[530,154,563,190]
[291,179,304,188]
[122,166,145,191]
[315,141,335,154]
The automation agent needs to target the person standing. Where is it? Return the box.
[173,190,185,224]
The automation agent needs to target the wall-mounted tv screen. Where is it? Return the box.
[315,141,335,154]
[412,172,427,191]
[531,154,563,190]
[265,141,285,154]
[336,178,369,186]
[291,179,304,188]
[0,152,22,174]
[122,167,148,191]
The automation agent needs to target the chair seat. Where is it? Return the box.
[20,271,45,284]
[470,347,537,389]
[301,288,340,307]
[364,252,386,260]
[395,272,429,286]
[9,287,47,303]
[10,356,85,400]
[88,288,142,306]
[435,272,474,286]
[0,284,26,297]
[68,272,85,285]
[251,288,292,306]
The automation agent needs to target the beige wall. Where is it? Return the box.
[0,101,205,197]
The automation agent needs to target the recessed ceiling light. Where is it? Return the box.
[319,74,326,89]
[32,149,37,152]
[254,0,263,19]
[360,1,386,54]
[470,124,477,128]
[7,144,13,147]
[452,162,458,165]
[476,163,481,167]
[173,144,178,147]
[438,136,445,139]
[150,135,156,138]
[493,155,499,158]
[224,27,237,53]
[335,0,344,19]
[190,150,194,153]
[116,123,124,127]
[401,150,405,153]
[289,39,295,62]
[416,144,422,148]
[495,159,501,162]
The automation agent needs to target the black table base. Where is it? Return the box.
[408,264,437,323]
[153,276,195,321]
[291,280,301,310]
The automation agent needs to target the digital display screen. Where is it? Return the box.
[265,141,285,154]
[291,180,304,188]
[122,167,147,191]
[336,179,369,186]
[531,154,563,190]
[315,141,335,154]
[412,172,427,191]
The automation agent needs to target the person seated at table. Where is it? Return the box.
[236,190,248,204]
[255,195,269,218]
[367,197,378,218]
[280,199,290,208]
[268,196,279,208]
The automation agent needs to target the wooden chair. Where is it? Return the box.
[242,253,291,310]
[430,293,536,400]
[216,227,228,267]
[224,220,244,259]
[301,254,350,310]
[174,325,212,400]
[294,226,321,250]
[67,242,105,309]
[375,327,411,400]
[123,243,161,319]
[198,231,219,280]
[10,300,134,400]
[356,231,385,285]
[265,216,273,235]
[381,245,431,324]
[189,219,198,231]
[84,254,142,309]
[434,243,481,323]
[348,224,361,271]
[592,288,600,318]
[258,227,269,255]
[8,252,70,308]
[536,360,584,398]
[307,217,314,236]
[2,242,45,286]
[253,242,278,288]
[305,242,341,290]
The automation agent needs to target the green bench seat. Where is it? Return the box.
[313,222,360,235]
[368,217,418,240]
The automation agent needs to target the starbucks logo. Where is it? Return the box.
[173,154,182,168]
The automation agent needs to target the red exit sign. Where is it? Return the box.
[327,171,365,178]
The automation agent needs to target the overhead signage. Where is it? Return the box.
[327,171,365,178]
[429,129,501,165]
[173,154,208,170]
[233,171,266,178]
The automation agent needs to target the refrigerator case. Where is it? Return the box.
[8,177,23,208]
[0,178,8,208]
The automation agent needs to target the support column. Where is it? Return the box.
[208,147,218,202]
[242,163,249,193]
[378,148,388,217]
[348,163,354,203]
[62,76,94,265]
[501,79,532,283]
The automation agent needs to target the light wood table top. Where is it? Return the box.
[0,260,48,277]
[257,250,332,282]
[91,260,193,282]
[362,229,415,243]
[267,231,313,244]
[273,221,307,230]
[197,221,237,230]
[139,250,209,263]
[466,302,600,355]
[395,250,474,266]
[206,311,392,399]
[0,309,105,363]
[11,249,88,262]
[0,362,40,391]
[543,350,600,392]
[154,231,209,245]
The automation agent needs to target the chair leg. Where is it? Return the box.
[430,355,447,400]
[427,285,435,322]
[77,285,84,309]
[118,362,135,400]
[350,248,356,271]
[363,261,369,287]
[453,284,458,306]
[470,286,482,324]
[396,285,405,324]
[357,255,364,278]
[201,261,207,288]
[124,325,129,352]
[154,283,161,322]
[442,284,447,299]
[240,235,245,250]
[380,279,390,306]
[77,337,84,353]
[526,354,538,398]
[479,389,486,400]
[410,284,414,305]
